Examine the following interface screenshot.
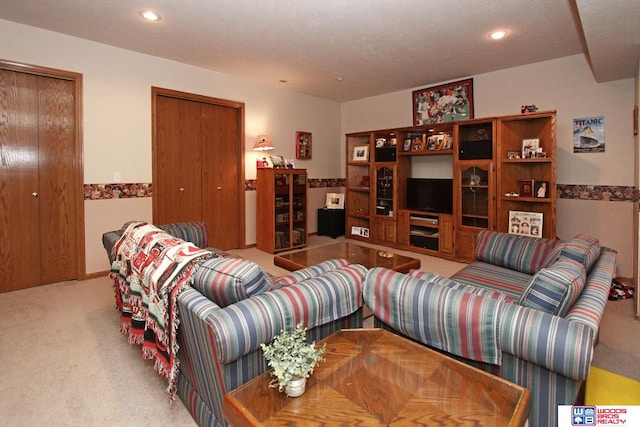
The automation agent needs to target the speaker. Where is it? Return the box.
[459,140,492,160]
[375,147,396,162]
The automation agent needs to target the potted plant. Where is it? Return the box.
[260,322,327,397]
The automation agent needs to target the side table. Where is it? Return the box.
[317,208,345,238]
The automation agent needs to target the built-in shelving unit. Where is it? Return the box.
[344,110,556,262]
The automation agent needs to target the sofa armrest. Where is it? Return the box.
[206,264,366,364]
[499,303,595,381]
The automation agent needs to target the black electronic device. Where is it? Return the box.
[406,178,453,214]
[375,147,396,162]
[458,139,492,160]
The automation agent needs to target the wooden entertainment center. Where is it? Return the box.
[345,110,556,262]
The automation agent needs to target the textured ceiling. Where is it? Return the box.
[0,0,637,102]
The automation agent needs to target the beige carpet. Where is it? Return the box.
[0,235,637,426]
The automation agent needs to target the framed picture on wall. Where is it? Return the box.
[412,78,474,125]
[295,131,312,159]
[325,193,345,209]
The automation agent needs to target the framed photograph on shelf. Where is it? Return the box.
[522,138,540,158]
[325,193,345,209]
[269,155,285,168]
[507,150,521,159]
[534,181,548,198]
[412,78,474,125]
[508,210,543,238]
[352,145,369,162]
[520,179,534,197]
[402,138,412,152]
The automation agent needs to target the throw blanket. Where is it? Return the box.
[110,221,213,399]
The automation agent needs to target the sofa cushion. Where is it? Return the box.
[559,234,601,273]
[519,257,586,316]
[409,271,516,303]
[451,263,532,300]
[475,230,559,275]
[191,257,274,307]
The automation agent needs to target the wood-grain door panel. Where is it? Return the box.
[153,89,244,250]
[0,70,41,290]
[0,69,78,291]
[155,95,203,224]
[201,103,242,249]
[37,76,77,284]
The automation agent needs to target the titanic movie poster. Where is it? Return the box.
[573,116,605,153]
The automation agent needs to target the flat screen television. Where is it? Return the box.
[406,178,453,214]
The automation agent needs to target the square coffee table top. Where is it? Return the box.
[274,242,420,273]
[223,328,530,426]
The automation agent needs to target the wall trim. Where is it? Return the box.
[85,182,638,201]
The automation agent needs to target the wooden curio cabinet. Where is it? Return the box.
[256,169,308,253]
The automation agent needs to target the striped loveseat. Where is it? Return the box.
[103,221,366,427]
[363,230,617,427]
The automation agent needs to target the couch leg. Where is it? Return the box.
[575,380,586,405]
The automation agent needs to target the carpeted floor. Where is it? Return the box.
[0,235,637,426]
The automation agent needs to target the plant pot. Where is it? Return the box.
[285,376,306,397]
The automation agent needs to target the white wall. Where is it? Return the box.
[342,54,635,186]
[341,54,637,276]
[0,19,342,274]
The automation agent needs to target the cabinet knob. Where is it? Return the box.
[179,187,185,192]
[32,192,38,198]
[217,186,222,190]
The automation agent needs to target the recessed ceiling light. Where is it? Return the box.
[140,10,160,21]
[489,30,507,40]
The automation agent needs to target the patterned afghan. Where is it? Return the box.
[109,221,213,399]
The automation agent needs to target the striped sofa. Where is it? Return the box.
[364,230,617,427]
[103,221,366,427]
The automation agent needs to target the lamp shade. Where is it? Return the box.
[253,135,275,151]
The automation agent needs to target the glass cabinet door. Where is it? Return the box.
[274,173,290,250]
[291,172,307,247]
[375,166,394,217]
[460,165,489,228]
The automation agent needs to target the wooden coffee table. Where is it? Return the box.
[274,242,420,273]
[223,328,530,426]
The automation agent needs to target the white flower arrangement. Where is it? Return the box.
[260,322,327,393]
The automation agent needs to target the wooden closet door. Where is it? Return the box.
[0,70,78,291]
[201,103,242,249]
[37,76,78,284]
[154,95,203,224]
[0,70,41,289]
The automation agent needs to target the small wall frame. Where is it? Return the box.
[296,131,312,159]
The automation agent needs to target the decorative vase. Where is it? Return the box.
[285,376,306,397]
